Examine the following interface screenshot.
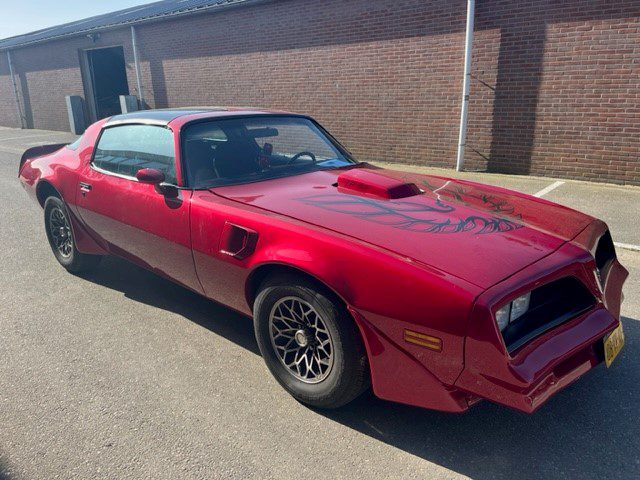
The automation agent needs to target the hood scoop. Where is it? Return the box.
[336,169,421,199]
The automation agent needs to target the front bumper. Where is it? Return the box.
[457,307,618,413]
[455,239,628,414]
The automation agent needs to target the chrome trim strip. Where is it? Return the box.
[89,163,182,189]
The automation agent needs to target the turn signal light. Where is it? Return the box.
[403,329,442,352]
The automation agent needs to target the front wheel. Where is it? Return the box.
[44,196,102,273]
[253,275,369,408]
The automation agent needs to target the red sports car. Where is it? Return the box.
[19,107,627,413]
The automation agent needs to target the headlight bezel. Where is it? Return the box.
[490,277,597,355]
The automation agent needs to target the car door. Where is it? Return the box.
[75,123,202,293]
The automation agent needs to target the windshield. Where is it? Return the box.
[182,116,356,188]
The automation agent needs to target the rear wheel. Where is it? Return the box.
[253,274,369,408]
[44,196,102,273]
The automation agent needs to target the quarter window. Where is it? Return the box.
[93,124,177,184]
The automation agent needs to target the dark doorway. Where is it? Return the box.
[86,46,129,119]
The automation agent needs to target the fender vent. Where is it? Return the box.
[219,222,258,260]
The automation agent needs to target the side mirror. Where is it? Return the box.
[136,168,179,198]
[136,168,165,185]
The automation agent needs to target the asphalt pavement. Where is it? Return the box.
[1,127,639,479]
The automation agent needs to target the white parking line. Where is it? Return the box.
[531,180,639,251]
[0,146,24,154]
[614,242,640,253]
[534,181,565,197]
[0,133,71,143]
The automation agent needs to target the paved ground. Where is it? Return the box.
[1,127,639,480]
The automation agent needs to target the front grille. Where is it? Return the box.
[502,277,596,354]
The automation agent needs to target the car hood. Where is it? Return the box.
[213,166,593,288]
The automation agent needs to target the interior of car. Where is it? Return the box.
[182,116,353,189]
[184,135,262,188]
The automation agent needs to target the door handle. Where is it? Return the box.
[79,182,92,195]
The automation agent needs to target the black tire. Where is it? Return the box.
[253,274,369,408]
[44,196,102,273]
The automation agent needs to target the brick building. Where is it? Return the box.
[0,0,638,185]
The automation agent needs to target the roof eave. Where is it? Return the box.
[0,0,272,52]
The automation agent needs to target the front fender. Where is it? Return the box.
[191,191,481,411]
[241,249,478,412]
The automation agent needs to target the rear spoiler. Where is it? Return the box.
[19,143,67,176]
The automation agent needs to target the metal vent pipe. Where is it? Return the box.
[456,0,475,171]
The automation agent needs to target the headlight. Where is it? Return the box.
[494,292,531,331]
[510,293,531,321]
[495,304,511,331]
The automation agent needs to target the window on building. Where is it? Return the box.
[93,124,176,184]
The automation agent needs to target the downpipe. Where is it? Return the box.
[456,0,475,172]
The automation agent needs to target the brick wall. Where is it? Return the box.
[0,29,139,131]
[0,0,638,185]
[0,53,19,127]
[466,0,640,185]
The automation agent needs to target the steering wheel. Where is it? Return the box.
[287,151,317,165]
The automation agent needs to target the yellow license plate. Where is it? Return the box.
[604,323,624,368]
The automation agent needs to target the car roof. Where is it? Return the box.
[104,106,296,127]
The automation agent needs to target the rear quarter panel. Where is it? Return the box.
[19,120,105,209]
[20,146,80,206]
[19,120,108,256]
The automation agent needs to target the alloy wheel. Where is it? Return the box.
[48,206,73,258]
[268,296,334,384]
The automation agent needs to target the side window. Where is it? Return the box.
[183,122,228,187]
[92,125,177,184]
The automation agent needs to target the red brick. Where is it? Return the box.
[0,0,638,185]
